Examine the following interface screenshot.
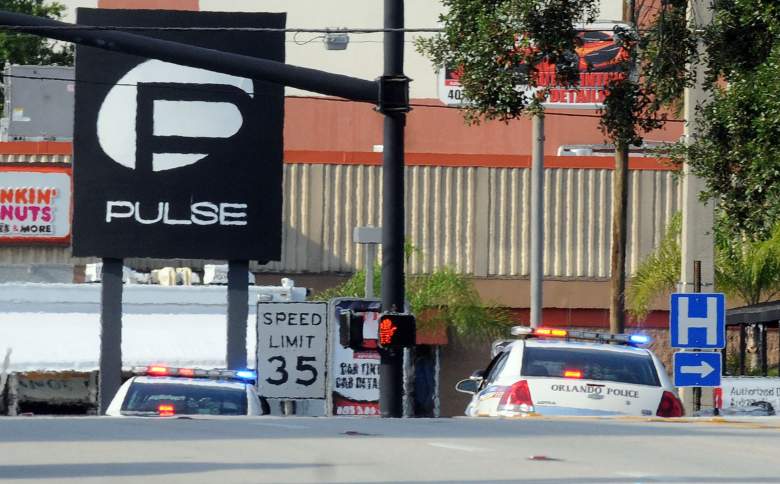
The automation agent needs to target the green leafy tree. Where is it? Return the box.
[628,215,780,320]
[0,1,73,112]
[629,216,780,371]
[670,0,780,240]
[714,222,780,307]
[416,1,687,333]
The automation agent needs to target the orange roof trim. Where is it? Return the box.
[0,142,676,170]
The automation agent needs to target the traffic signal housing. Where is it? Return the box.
[378,312,416,349]
[338,310,364,349]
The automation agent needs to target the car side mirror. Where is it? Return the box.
[455,378,479,394]
[469,369,485,381]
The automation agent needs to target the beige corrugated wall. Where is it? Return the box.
[1,163,680,276]
[256,163,680,277]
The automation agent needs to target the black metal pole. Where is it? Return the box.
[692,260,701,413]
[227,260,249,370]
[379,0,406,418]
[760,323,768,376]
[99,257,123,415]
[738,324,746,375]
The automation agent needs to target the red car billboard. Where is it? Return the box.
[438,23,630,109]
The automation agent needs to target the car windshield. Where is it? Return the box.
[120,382,248,416]
[521,347,661,386]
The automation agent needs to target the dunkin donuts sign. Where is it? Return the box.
[0,167,72,243]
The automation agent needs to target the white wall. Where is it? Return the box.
[0,283,304,371]
[56,0,625,99]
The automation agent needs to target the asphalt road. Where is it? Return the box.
[1,416,779,483]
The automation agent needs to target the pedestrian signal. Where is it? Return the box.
[377,313,416,348]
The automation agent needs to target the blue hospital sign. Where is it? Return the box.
[670,293,726,349]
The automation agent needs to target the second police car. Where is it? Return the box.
[106,366,271,417]
[456,327,684,418]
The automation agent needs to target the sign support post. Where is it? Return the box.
[530,113,544,328]
[98,257,123,415]
[227,260,249,370]
[693,260,702,412]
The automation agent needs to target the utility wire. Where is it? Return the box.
[0,25,664,34]
[0,25,445,33]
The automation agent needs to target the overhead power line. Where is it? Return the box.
[0,25,445,33]
[0,25,663,34]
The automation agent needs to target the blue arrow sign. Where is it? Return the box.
[670,293,726,349]
[673,352,722,387]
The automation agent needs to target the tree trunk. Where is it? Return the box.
[610,143,629,334]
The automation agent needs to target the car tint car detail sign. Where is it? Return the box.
[439,23,629,110]
[72,9,285,260]
[330,298,381,416]
[256,302,328,400]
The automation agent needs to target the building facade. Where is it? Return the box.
[1,0,682,327]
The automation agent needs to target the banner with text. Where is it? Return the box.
[73,9,285,260]
[439,23,630,110]
[715,377,780,412]
[330,298,381,416]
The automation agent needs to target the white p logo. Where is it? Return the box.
[96,60,254,172]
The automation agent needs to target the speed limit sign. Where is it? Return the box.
[256,302,328,399]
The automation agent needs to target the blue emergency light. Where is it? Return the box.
[629,334,651,345]
[235,370,257,381]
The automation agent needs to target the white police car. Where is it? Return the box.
[456,327,684,418]
[106,366,270,417]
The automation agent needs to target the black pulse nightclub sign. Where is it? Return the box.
[72,9,285,261]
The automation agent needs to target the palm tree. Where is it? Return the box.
[627,214,780,370]
[715,224,780,306]
[626,213,682,322]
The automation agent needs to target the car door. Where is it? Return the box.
[473,350,511,417]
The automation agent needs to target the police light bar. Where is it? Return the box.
[510,326,533,336]
[534,328,568,337]
[509,326,651,345]
[131,366,257,382]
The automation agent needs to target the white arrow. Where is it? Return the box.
[681,360,715,378]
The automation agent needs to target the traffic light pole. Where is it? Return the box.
[379,0,408,419]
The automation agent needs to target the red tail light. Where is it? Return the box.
[656,391,684,417]
[498,380,535,416]
[157,404,175,416]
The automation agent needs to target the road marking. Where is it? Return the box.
[427,442,489,453]
[252,422,309,430]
